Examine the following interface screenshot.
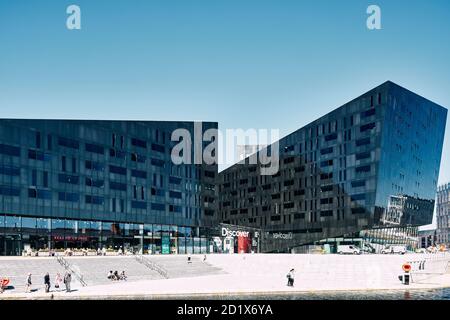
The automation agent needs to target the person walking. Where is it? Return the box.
[64,272,72,292]
[120,271,127,281]
[286,268,295,287]
[0,277,5,294]
[25,273,32,293]
[107,270,113,280]
[44,273,51,293]
[54,273,62,291]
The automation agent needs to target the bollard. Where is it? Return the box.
[400,263,411,285]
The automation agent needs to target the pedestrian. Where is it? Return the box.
[64,272,72,292]
[44,272,51,293]
[187,255,192,264]
[25,273,32,293]
[107,270,113,280]
[286,268,295,287]
[102,247,107,256]
[54,273,62,291]
[113,270,119,281]
[203,254,207,262]
[0,277,4,294]
[120,271,127,281]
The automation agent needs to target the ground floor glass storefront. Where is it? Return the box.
[0,215,261,256]
[307,226,420,254]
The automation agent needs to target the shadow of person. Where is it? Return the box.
[66,289,78,293]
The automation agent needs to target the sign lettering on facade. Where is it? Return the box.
[221,227,249,238]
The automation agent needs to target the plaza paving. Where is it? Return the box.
[0,253,449,299]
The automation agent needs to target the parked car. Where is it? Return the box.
[381,245,406,254]
[337,245,361,255]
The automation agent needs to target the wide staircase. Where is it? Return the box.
[64,256,163,286]
[0,257,72,292]
[143,255,225,279]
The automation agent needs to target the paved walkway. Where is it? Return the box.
[1,253,449,299]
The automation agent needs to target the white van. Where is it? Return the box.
[337,245,361,255]
[381,245,406,254]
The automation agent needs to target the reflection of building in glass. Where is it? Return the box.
[418,229,437,249]
[217,81,447,252]
[436,183,450,246]
[0,120,219,255]
[381,195,434,226]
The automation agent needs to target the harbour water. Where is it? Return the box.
[176,288,450,300]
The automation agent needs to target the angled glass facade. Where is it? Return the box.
[0,120,218,255]
[217,81,447,252]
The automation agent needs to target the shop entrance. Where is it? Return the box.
[3,234,21,256]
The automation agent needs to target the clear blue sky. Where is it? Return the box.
[1,0,450,185]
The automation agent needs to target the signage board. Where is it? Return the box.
[221,227,249,238]
[162,235,170,254]
[272,232,293,240]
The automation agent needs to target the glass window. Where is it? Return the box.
[151,143,165,153]
[58,192,79,202]
[58,173,79,184]
[52,219,65,233]
[193,237,201,254]
[5,216,21,231]
[131,169,146,179]
[0,143,20,157]
[91,221,102,232]
[78,221,91,234]
[151,202,165,211]
[31,169,37,186]
[85,143,105,155]
[178,236,186,254]
[0,186,20,197]
[151,158,165,168]
[185,237,193,254]
[47,134,52,150]
[169,190,182,199]
[86,195,104,205]
[85,160,105,171]
[36,218,51,233]
[109,165,127,175]
[43,171,49,187]
[61,156,66,172]
[131,200,147,209]
[154,225,162,254]
[0,165,20,176]
[58,137,79,149]
[131,138,147,148]
[110,181,127,191]
[21,217,36,231]
[360,122,376,132]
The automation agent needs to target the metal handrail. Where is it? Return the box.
[406,253,450,283]
[134,255,169,279]
[56,254,88,287]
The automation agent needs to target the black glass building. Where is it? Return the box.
[0,120,220,255]
[217,81,447,252]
